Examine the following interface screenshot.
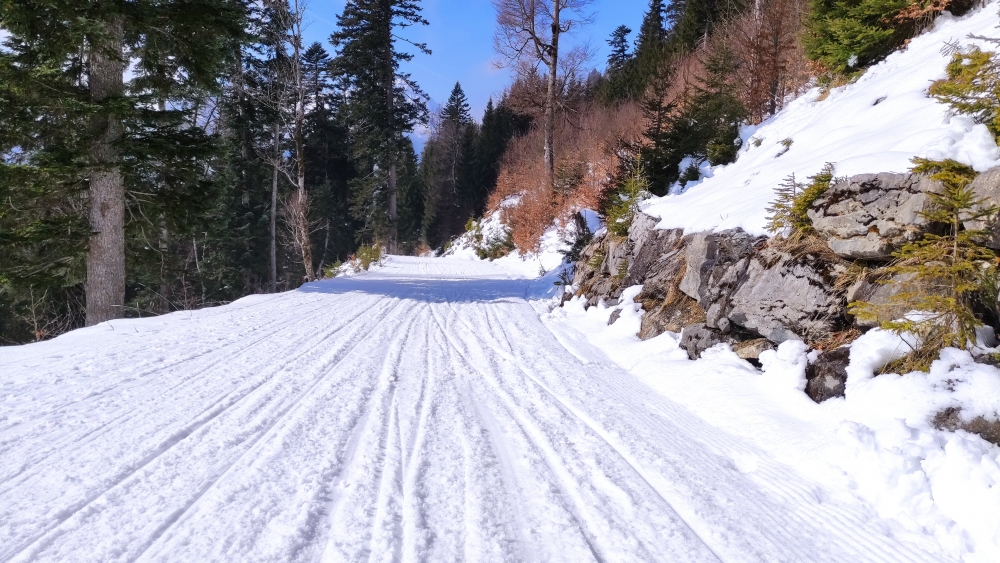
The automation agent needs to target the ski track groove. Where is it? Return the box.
[0,256,956,562]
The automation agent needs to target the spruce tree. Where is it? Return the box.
[852,159,998,370]
[607,25,633,74]
[0,0,246,326]
[330,0,430,252]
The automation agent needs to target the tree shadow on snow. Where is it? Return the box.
[297,276,561,303]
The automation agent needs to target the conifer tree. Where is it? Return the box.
[0,0,246,326]
[607,25,633,73]
[852,159,998,370]
[330,0,430,252]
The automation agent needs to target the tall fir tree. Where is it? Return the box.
[607,25,633,74]
[330,0,430,252]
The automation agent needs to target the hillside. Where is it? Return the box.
[642,3,1000,235]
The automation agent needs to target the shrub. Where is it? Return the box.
[475,232,515,260]
[355,244,383,271]
[850,158,997,371]
[765,163,836,235]
[605,158,652,237]
[929,47,1000,137]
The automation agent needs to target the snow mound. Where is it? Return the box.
[642,3,1000,236]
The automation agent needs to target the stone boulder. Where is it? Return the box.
[733,338,774,365]
[808,173,943,260]
[805,347,851,403]
[680,323,736,360]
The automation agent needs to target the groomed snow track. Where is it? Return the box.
[0,257,952,562]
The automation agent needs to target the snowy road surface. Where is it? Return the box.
[1,257,951,562]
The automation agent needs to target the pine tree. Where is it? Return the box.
[852,159,998,370]
[607,25,633,73]
[0,0,246,328]
[330,0,431,252]
[442,82,473,125]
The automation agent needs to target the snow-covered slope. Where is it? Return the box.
[643,3,1000,236]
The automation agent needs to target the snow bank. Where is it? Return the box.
[642,3,1000,236]
[445,207,593,279]
[546,296,1000,562]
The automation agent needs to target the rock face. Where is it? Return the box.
[805,347,851,403]
[808,173,943,260]
[678,229,762,334]
[675,232,849,343]
[966,166,1000,249]
[574,216,853,345]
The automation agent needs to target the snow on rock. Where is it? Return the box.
[642,3,1000,237]
[547,297,1000,562]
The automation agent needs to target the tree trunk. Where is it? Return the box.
[385,17,398,255]
[544,2,560,193]
[270,124,279,293]
[388,163,398,253]
[85,16,126,326]
[291,3,314,282]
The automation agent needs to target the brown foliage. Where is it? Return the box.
[488,102,644,252]
[719,0,811,124]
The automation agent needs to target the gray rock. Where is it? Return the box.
[845,271,916,327]
[726,246,848,343]
[607,309,622,326]
[679,229,760,304]
[965,166,1000,249]
[808,173,942,260]
[805,347,851,403]
[680,323,736,360]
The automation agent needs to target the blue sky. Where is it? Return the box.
[303,0,651,120]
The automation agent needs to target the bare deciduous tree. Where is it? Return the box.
[257,0,316,284]
[492,0,594,192]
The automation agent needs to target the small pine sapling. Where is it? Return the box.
[765,163,836,236]
[765,173,801,234]
[850,158,998,371]
[606,157,652,237]
[929,48,1000,137]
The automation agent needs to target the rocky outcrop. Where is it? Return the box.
[726,245,850,343]
[805,347,851,403]
[808,173,943,260]
[966,166,1000,249]
[575,216,853,346]
[571,167,1000,353]
[678,229,762,334]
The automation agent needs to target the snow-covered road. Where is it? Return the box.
[0,257,951,562]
